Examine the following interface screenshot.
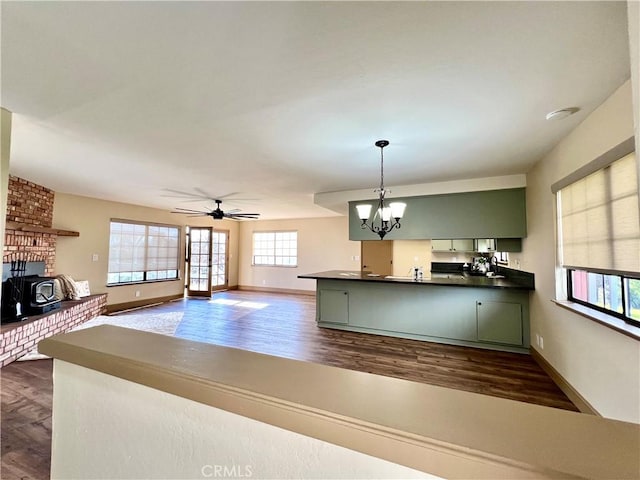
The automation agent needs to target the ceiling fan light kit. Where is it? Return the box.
[356,140,406,240]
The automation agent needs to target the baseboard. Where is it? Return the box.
[237,285,315,296]
[530,347,600,416]
[107,293,184,314]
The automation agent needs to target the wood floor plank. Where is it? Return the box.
[1,290,577,480]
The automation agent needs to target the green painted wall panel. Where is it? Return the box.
[349,188,527,241]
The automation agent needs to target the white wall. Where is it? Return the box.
[239,216,360,292]
[0,108,11,274]
[51,360,434,480]
[522,80,640,423]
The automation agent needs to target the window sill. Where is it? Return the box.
[107,278,180,287]
[552,300,640,341]
[251,265,298,268]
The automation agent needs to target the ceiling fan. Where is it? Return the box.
[171,199,260,220]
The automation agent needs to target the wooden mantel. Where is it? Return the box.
[6,221,79,237]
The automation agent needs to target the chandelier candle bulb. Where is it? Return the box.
[355,204,372,221]
[389,202,406,219]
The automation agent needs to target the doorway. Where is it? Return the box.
[186,226,212,297]
[361,240,393,276]
[211,229,229,291]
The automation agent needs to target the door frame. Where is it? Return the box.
[186,226,213,297]
[211,229,229,292]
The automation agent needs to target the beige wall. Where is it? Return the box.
[53,193,239,306]
[522,80,640,423]
[51,361,433,480]
[392,240,432,276]
[0,109,11,271]
[238,216,360,292]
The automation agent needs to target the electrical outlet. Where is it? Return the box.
[535,333,540,346]
[92,253,99,262]
[539,336,544,350]
[135,290,141,298]
[262,280,266,285]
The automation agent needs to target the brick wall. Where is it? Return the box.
[3,176,57,275]
[6,175,54,227]
[0,293,107,367]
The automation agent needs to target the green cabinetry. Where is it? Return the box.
[349,188,526,241]
[318,289,349,324]
[476,301,523,346]
[431,239,475,252]
[314,278,530,353]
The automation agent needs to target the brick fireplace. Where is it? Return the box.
[3,175,57,273]
[2,175,106,366]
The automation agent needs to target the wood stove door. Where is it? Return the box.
[186,227,213,297]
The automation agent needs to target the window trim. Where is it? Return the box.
[251,230,298,268]
[566,268,640,328]
[107,219,182,286]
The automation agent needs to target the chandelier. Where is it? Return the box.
[355,140,406,240]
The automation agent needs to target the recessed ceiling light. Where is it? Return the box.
[546,107,580,121]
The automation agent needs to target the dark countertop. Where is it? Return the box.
[298,270,534,290]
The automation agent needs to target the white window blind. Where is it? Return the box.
[559,152,640,272]
[108,221,180,284]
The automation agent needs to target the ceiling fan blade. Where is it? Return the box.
[172,207,209,213]
[171,212,209,217]
[227,213,260,218]
[161,188,210,199]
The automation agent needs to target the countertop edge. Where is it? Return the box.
[39,325,638,480]
[298,271,534,290]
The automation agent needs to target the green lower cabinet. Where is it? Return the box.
[318,289,349,324]
[314,279,530,353]
[476,301,523,346]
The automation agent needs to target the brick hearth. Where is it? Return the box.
[0,294,107,367]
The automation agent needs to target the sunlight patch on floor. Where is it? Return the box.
[209,298,269,309]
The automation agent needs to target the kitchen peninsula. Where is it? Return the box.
[299,270,534,354]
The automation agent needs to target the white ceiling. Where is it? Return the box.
[1,1,631,219]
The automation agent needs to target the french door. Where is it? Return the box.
[186,227,212,297]
[211,229,229,291]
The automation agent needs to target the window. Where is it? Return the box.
[108,221,180,285]
[252,231,297,267]
[557,149,640,326]
[567,268,640,326]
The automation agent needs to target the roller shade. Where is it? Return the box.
[559,152,640,272]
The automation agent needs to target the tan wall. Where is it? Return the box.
[522,80,640,423]
[52,193,239,306]
[238,216,360,292]
[392,240,432,276]
[1,109,11,270]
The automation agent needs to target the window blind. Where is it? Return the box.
[559,152,640,272]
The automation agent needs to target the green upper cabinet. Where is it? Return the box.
[349,188,527,241]
[432,239,475,252]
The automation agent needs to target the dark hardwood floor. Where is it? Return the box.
[1,359,52,480]
[1,290,578,479]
